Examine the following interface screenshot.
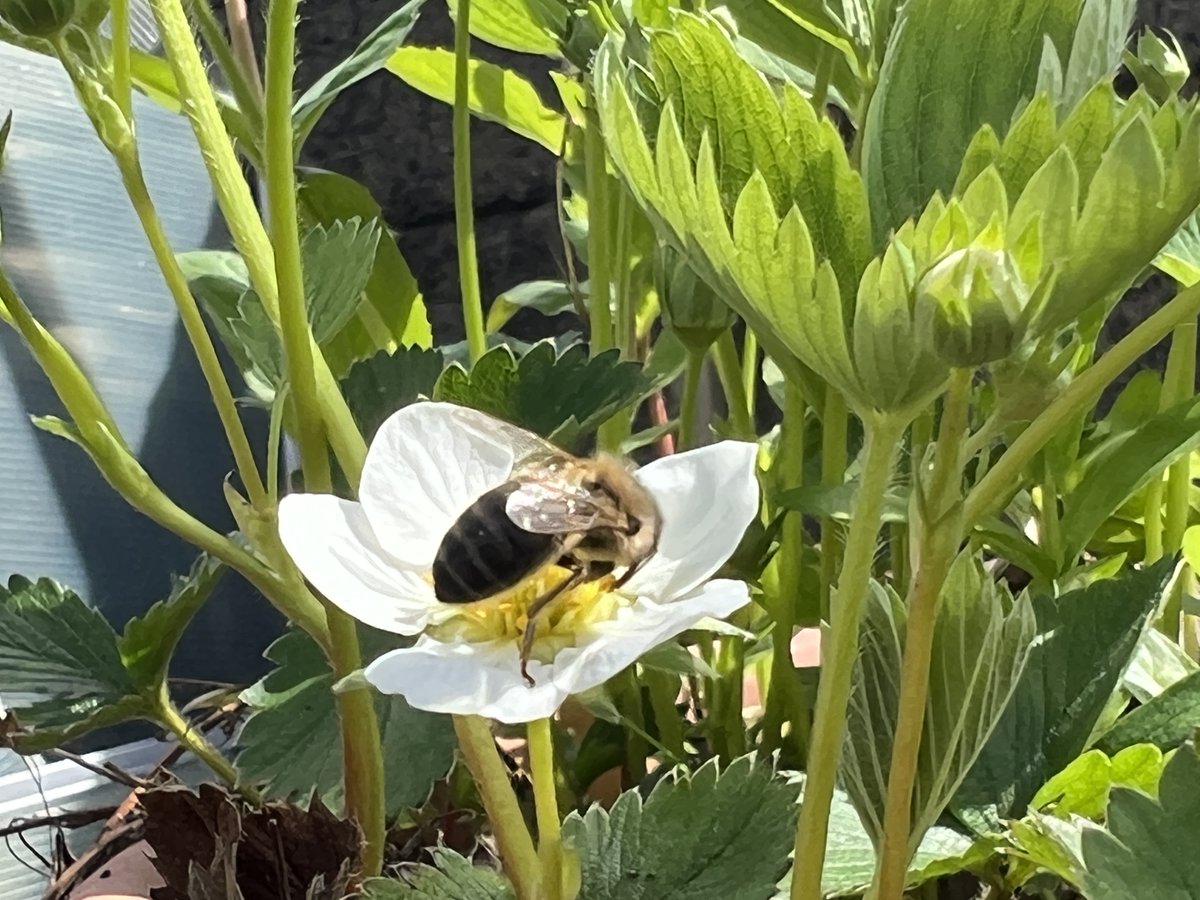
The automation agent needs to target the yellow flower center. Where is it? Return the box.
[427,564,630,661]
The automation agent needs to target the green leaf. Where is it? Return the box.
[1095,669,1200,755]
[433,342,651,449]
[486,279,582,333]
[446,0,566,57]
[293,0,426,150]
[1122,627,1198,703]
[1031,745,1167,820]
[118,554,225,693]
[1155,209,1200,286]
[952,560,1173,832]
[775,782,984,898]
[386,47,565,152]
[341,345,446,443]
[1056,0,1136,115]
[563,755,798,900]
[302,218,383,343]
[363,848,516,899]
[861,0,1081,243]
[778,480,909,524]
[841,559,1036,856]
[235,629,455,817]
[298,167,431,351]
[1062,395,1200,566]
[0,575,145,752]
[1079,742,1200,900]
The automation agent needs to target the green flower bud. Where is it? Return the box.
[656,248,735,353]
[0,0,78,37]
[917,245,1030,368]
[1123,29,1189,102]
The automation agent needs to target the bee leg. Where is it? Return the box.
[520,564,588,686]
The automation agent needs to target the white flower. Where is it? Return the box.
[277,402,759,724]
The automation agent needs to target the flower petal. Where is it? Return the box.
[277,494,435,634]
[357,403,523,565]
[622,441,760,600]
[363,580,749,723]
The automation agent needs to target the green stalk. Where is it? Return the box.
[679,350,706,450]
[528,718,564,900]
[872,369,972,900]
[646,670,687,759]
[1145,478,1166,563]
[51,40,268,511]
[819,386,848,620]
[790,414,906,900]
[1040,457,1062,568]
[585,96,613,357]
[111,0,132,120]
[452,0,486,364]
[154,684,261,802]
[965,280,1200,530]
[613,190,636,358]
[742,329,759,422]
[1163,321,1196,554]
[762,382,807,756]
[263,0,384,875]
[622,668,649,782]
[186,0,265,133]
[264,0,330,495]
[712,329,754,439]
[453,716,541,900]
[146,0,368,485]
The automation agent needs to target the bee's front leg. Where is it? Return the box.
[520,562,588,686]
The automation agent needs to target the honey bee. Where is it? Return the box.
[431,411,661,686]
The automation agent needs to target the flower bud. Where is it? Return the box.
[1124,29,1189,102]
[917,245,1030,368]
[0,0,77,37]
[656,249,735,353]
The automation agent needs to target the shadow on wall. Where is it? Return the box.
[0,45,281,750]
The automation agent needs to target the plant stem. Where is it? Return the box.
[187,0,264,132]
[528,718,563,900]
[155,685,260,802]
[263,0,384,875]
[452,0,486,364]
[1164,321,1196,555]
[679,350,706,450]
[742,329,759,422]
[147,0,368,485]
[872,369,972,900]
[585,94,613,357]
[613,190,636,358]
[1145,477,1166,564]
[264,0,331,494]
[762,382,807,755]
[819,386,848,621]
[223,0,265,105]
[712,329,754,439]
[790,414,905,900]
[453,716,540,899]
[622,668,649,782]
[1040,457,1062,568]
[646,670,687,760]
[964,280,1200,530]
[111,0,132,120]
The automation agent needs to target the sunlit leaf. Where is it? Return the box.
[953,560,1173,832]
[1079,742,1200,899]
[1155,210,1200,287]
[1095,669,1200,755]
[293,0,426,150]
[387,47,566,152]
[1031,745,1166,820]
[486,279,582,333]
[446,0,566,57]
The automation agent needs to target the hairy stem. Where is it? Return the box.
[872,369,972,900]
[264,0,384,875]
[712,329,754,439]
[452,0,486,363]
[819,386,848,620]
[528,718,563,900]
[790,414,905,900]
[111,0,132,120]
[187,0,264,132]
[679,350,706,450]
[453,716,540,899]
[155,685,260,802]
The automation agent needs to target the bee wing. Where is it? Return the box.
[505,481,610,534]
[443,404,567,473]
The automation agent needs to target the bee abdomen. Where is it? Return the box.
[432,483,559,604]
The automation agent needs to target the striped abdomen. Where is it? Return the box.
[432,482,561,604]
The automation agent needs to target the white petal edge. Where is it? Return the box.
[277,493,435,634]
[363,579,750,723]
[622,441,760,601]
[357,402,521,566]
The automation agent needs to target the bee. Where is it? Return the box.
[431,411,661,686]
